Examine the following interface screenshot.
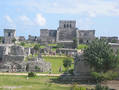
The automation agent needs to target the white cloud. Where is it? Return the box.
[19,14,46,26]
[20,16,33,25]
[35,14,46,26]
[4,15,16,29]
[12,0,119,17]
[4,15,13,23]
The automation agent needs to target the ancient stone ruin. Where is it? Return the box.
[40,20,95,48]
[0,45,51,72]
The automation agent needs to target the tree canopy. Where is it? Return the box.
[84,39,119,73]
[63,59,72,71]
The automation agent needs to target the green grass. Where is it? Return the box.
[48,44,57,47]
[0,75,70,90]
[43,56,74,74]
[77,44,88,50]
[40,46,46,49]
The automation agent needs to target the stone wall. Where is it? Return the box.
[28,35,37,42]
[78,30,95,44]
[2,55,24,62]
[40,29,57,44]
[100,36,118,43]
[10,45,25,55]
[18,36,25,41]
[0,46,4,60]
[0,44,51,72]
[109,43,119,53]
[74,53,91,76]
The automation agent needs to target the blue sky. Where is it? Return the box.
[0,0,119,38]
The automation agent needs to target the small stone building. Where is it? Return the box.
[40,29,57,45]
[3,29,16,44]
[18,36,25,42]
[100,36,118,43]
[109,43,119,53]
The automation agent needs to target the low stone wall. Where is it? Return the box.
[2,55,24,62]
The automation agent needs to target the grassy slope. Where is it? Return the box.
[0,75,70,90]
[43,56,74,74]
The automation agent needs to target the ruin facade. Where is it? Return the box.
[0,44,51,72]
[3,29,16,44]
[40,20,95,48]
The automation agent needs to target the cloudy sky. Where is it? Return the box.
[0,0,119,37]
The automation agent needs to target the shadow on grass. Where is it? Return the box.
[50,74,96,85]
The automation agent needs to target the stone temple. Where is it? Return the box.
[40,20,95,48]
[3,29,16,44]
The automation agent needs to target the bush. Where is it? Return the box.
[68,69,74,75]
[71,84,87,90]
[28,72,36,77]
[63,59,72,71]
[91,71,119,83]
[91,72,105,83]
[95,84,109,90]
[103,71,119,80]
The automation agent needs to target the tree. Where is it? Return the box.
[12,38,16,44]
[72,38,78,49]
[63,59,72,71]
[84,39,119,73]
[20,42,25,46]
[33,44,40,54]
[0,37,2,43]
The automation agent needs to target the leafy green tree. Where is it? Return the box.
[63,59,72,71]
[20,42,25,46]
[33,44,40,54]
[84,39,119,73]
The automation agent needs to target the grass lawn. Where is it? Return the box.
[43,56,74,74]
[77,44,88,50]
[0,75,70,90]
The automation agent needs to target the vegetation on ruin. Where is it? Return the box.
[0,75,70,90]
[43,56,74,74]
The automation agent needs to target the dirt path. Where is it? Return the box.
[102,80,119,90]
[0,73,62,76]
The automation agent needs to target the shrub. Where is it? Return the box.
[91,72,105,83]
[63,59,72,71]
[103,71,119,80]
[71,84,87,90]
[68,69,74,75]
[28,72,36,77]
[91,71,119,83]
[95,84,109,90]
